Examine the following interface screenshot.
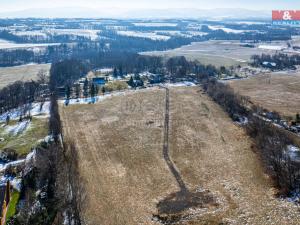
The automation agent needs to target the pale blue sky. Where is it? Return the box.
[1,0,300,12]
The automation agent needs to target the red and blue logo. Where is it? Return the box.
[272,10,300,25]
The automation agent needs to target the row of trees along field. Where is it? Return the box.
[8,95,82,225]
[203,79,300,194]
[251,53,300,70]
[0,71,48,114]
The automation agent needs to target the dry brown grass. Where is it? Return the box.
[142,41,270,67]
[229,71,300,118]
[60,87,300,225]
[0,63,50,88]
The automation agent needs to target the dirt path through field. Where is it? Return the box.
[60,87,300,225]
[162,87,187,192]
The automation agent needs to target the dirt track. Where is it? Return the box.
[60,87,300,225]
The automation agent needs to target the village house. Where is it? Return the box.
[92,77,107,86]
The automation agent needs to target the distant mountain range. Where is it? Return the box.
[0,7,271,19]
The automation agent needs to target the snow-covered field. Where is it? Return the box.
[47,29,100,40]
[163,81,197,87]
[11,29,101,41]
[156,30,207,38]
[133,23,178,27]
[258,45,287,51]
[208,25,249,34]
[0,38,59,50]
[232,21,267,25]
[117,31,170,40]
[12,31,48,38]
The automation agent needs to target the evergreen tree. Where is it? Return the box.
[118,65,123,77]
[95,85,99,96]
[65,85,71,100]
[296,113,300,123]
[83,78,89,98]
[75,83,81,99]
[128,76,134,87]
[90,83,95,98]
[101,86,106,95]
[113,68,118,78]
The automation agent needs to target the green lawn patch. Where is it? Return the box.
[6,191,20,222]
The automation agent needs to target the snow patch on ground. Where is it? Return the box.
[5,120,31,136]
[164,81,197,87]
[0,101,50,122]
[0,176,22,191]
[0,41,59,50]
[0,158,25,172]
[287,190,300,204]
[208,25,248,34]
[38,135,53,144]
[61,87,164,105]
[258,45,286,51]
[0,149,36,172]
[62,92,129,105]
[286,145,300,162]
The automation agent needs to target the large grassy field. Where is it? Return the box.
[142,40,275,67]
[0,63,50,88]
[229,71,300,118]
[60,87,300,225]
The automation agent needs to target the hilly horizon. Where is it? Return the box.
[0,7,271,19]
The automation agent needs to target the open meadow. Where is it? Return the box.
[229,71,300,118]
[60,87,300,225]
[141,40,282,67]
[0,63,50,88]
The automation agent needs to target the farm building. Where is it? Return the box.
[56,87,66,97]
[149,74,164,84]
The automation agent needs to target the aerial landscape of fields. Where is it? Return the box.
[0,1,300,225]
[143,40,290,67]
[60,87,300,224]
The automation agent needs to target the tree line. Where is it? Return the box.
[251,53,300,70]
[203,79,300,194]
[0,79,48,116]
